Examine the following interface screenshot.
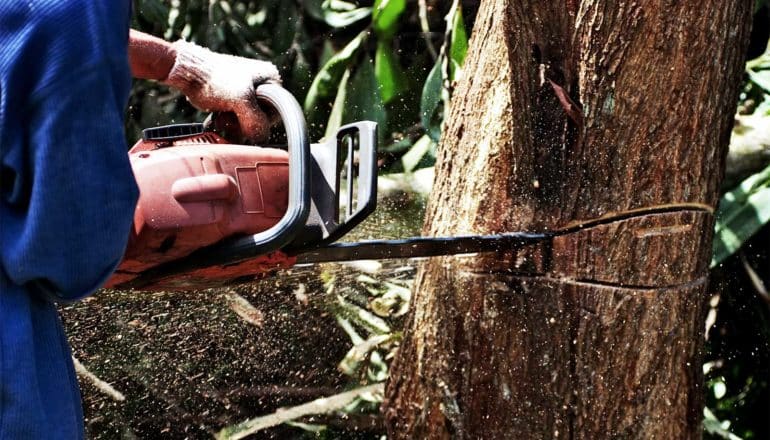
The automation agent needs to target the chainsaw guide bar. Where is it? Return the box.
[293,232,551,264]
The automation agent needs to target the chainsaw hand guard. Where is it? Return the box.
[286,121,378,251]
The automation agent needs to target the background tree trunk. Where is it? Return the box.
[384,1,752,438]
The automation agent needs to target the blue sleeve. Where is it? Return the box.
[0,0,137,301]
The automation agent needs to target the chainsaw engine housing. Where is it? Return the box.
[106,132,289,287]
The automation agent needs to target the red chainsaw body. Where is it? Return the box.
[104,133,293,289]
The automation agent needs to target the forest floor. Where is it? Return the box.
[62,269,357,439]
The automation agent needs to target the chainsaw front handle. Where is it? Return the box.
[194,84,311,262]
[248,84,311,248]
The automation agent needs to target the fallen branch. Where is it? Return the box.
[298,413,384,433]
[72,356,125,402]
[222,385,338,400]
[215,383,384,440]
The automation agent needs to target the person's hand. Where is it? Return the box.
[162,40,280,142]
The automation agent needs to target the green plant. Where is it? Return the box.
[129,0,468,175]
[712,48,770,267]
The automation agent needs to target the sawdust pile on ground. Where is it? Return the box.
[60,269,362,439]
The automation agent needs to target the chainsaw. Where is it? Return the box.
[106,84,547,291]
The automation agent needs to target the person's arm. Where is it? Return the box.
[1,1,138,302]
[127,30,281,142]
[128,29,176,80]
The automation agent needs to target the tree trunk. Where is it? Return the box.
[384,1,752,439]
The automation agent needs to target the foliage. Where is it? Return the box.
[705,40,770,440]
[129,0,468,175]
[712,49,770,267]
[704,407,743,440]
[712,162,770,267]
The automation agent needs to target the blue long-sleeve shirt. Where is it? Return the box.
[0,1,136,437]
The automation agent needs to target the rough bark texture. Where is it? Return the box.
[384,1,752,439]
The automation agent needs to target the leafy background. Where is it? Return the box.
[705,4,770,435]
[126,0,470,175]
[63,1,770,439]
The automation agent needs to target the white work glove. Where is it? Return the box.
[162,40,281,142]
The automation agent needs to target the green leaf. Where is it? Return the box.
[272,1,298,54]
[714,163,770,228]
[420,61,443,142]
[325,0,360,11]
[137,0,170,28]
[346,56,387,137]
[747,69,770,94]
[746,50,770,70]
[245,8,267,27]
[303,0,372,28]
[383,136,413,154]
[449,59,462,82]
[324,68,351,140]
[319,40,336,68]
[755,0,769,14]
[302,0,325,19]
[304,31,367,114]
[711,164,770,267]
[335,295,391,335]
[336,316,364,345]
[323,6,372,27]
[370,282,412,317]
[449,5,468,70]
[703,407,743,440]
[338,334,394,377]
[373,0,406,38]
[401,135,435,173]
[288,47,313,101]
[375,40,408,103]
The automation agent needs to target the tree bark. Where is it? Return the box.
[384,1,752,439]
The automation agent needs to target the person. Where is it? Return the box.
[0,0,280,437]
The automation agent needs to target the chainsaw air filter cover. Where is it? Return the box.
[105,131,289,287]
